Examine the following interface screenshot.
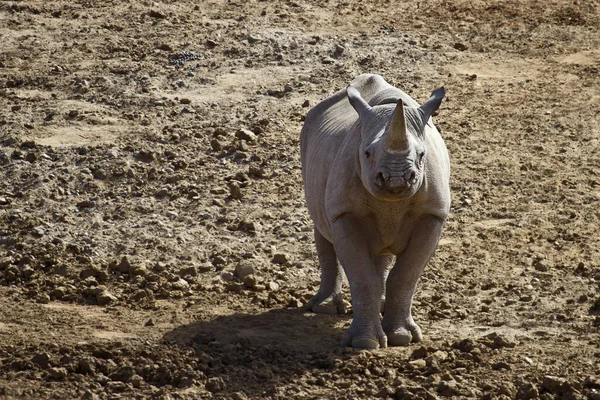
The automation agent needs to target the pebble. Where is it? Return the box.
[236,128,257,143]
[454,42,468,51]
[229,182,243,200]
[516,382,539,400]
[235,262,254,280]
[48,367,68,380]
[32,352,52,368]
[171,278,189,290]
[206,377,225,393]
[97,290,118,305]
[243,275,256,288]
[210,139,222,151]
[321,57,335,65]
[144,319,155,327]
[272,253,289,264]
[267,281,280,291]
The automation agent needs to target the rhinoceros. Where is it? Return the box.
[300,74,450,349]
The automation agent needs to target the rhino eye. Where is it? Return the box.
[419,152,425,162]
[365,151,371,159]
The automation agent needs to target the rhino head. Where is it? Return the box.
[346,85,445,200]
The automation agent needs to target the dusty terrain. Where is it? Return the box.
[1,0,599,399]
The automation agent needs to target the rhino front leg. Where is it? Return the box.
[382,215,444,346]
[376,255,394,313]
[307,228,346,315]
[333,215,387,350]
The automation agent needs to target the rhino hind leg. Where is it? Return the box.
[306,229,346,315]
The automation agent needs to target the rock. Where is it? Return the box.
[542,375,566,394]
[155,188,169,198]
[232,392,248,400]
[148,10,167,19]
[235,262,254,280]
[171,278,189,291]
[516,383,539,400]
[426,350,448,367]
[144,319,155,327]
[533,259,549,272]
[243,275,256,289]
[272,253,289,264]
[492,361,511,370]
[179,265,198,277]
[97,290,118,305]
[212,256,227,267]
[302,99,310,108]
[408,359,427,369]
[454,42,468,51]
[247,34,261,44]
[321,56,335,65]
[229,182,243,199]
[48,367,68,380]
[81,390,100,400]
[179,98,192,105]
[248,165,266,178]
[206,377,225,393]
[118,256,132,273]
[236,128,257,143]
[267,281,280,291]
[78,358,95,374]
[225,282,244,293]
[438,380,461,397]
[32,352,52,368]
[210,139,222,151]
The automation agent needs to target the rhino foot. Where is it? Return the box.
[340,319,387,350]
[384,322,422,346]
[306,292,346,315]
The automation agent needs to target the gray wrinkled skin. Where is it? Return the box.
[300,74,450,349]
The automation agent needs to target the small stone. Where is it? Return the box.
[166,210,178,219]
[97,290,118,305]
[82,390,100,400]
[267,281,279,291]
[179,266,198,277]
[243,275,256,288]
[144,319,155,327]
[155,188,169,198]
[533,259,549,272]
[118,256,132,273]
[32,352,52,368]
[206,377,225,393]
[48,367,68,380]
[235,128,257,143]
[229,182,243,200]
[179,98,192,105]
[235,262,254,280]
[210,139,222,151]
[212,256,227,267]
[542,375,567,394]
[408,359,427,369]
[288,297,302,308]
[78,358,95,374]
[232,392,248,400]
[148,9,167,19]
[171,278,189,291]
[516,383,539,400]
[248,165,266,178]
[454,42,468,51]
[247,34,261,44]
[205,39,218,48]
[302,100,310,108]
[272,253,289,264]
[321,56,335,65]
[226,282,244,293]
[492,361,511,370]
[438,380,461,397]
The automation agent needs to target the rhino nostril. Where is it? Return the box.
[409,170,416,183]
[375,172,385,188]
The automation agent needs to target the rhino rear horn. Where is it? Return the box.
[418,87,445,129]
[346,85,371,118]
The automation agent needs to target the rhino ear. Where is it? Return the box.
[418,87,445,129]
[346,85,371,118]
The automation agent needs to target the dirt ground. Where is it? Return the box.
[0,0,599,399]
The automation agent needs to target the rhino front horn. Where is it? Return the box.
[386,100,409,152]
